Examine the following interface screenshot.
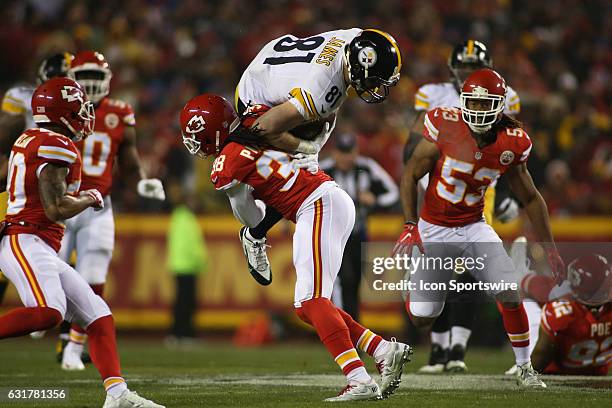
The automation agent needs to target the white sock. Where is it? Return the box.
[524,299,542,355]
[105,378,128,398]
[513,347,530,366]
[346,366,371,384]
[450,326,471,349]
[65,340,84,357]
[372,339,390,362]
[245,228,258,241]
[431,331,450,349]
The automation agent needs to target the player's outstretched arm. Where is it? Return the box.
[225,183,266,228]
[507,163,566,281]
[118,127,165,200]
[38,163,100,221]
[400,138,439,223]
[531,326,555,372]
[118,127,146,184]
[506,163,554,243]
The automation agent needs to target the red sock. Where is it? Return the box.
[0,307,62,339]
[501,303,530,365]
[297,298,365,376]
[521,275,556,304]
[335,307,383,356]
[86,315,125,390]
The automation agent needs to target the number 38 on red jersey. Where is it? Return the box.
[420,107,532,227]
[210,142,331,222]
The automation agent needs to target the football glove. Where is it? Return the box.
[80,189,104,211]
[137,178,166,201]
[495,197,520,223]
[297,122,331,155]
[292,153,319,174]
[392,222,425,257]
[546,247,566,283]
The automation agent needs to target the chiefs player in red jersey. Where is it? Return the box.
[180,94,411,402]
[0,77,163,408]
[57,51,165,370]
[533,254,612,375]
[396,68,565,388]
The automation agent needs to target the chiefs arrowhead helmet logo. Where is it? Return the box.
[186,115,206,134]
[61,85,84,103]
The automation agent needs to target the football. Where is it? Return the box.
[289,114,335,141]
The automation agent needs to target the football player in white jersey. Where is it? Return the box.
[403,40,527,374]
[0,53,73,307]
[232,28,402,284]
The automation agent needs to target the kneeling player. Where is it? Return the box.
[180,94,411,401]
[533,254,611,375]
[0,78,162,408]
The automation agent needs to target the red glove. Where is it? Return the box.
[392,222,425,257]
[546,247,566,283]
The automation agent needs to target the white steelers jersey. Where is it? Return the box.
[414,82,521,115]
[1,84,36,130]
[236,28,362,120]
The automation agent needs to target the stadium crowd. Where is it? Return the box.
[0,0,609,214]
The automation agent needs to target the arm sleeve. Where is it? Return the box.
[121,102,136,126]
[541,301,573,337]
[366,158,399,207]
[225,183,266,227]
[211,145,256,190]
[289,87,321,120]
[422,109,441,143]
[2,88,27,115]
[518,131,532,163]
[505,86,521,115]
[37,137,79,166]
[414,85,431,111]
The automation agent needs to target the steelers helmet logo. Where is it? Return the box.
[500,150,515,165]
[186,115,206,134]
[358,47,377,68]
[105,113,119,129]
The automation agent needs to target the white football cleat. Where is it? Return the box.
[417,364,445,374]
[239,227,272,286]
[324,380,381,402]
[505,364,518,375]
[103,390,165,408]
[516,362,546,388]
[61,342,85,371]
[30,330,46,339]
[445,360,468,373]
[376,339,412,398]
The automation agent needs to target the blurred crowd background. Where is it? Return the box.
[1,0,610,215]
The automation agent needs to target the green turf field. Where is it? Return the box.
[0,337,609,407]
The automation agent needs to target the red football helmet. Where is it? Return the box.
[31,77,95,141]
[68,51,112,104]
[179,94,239,157]
[460,68,507,133]
[568,254,612,306]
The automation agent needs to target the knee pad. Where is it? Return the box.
[410,300,444,319]
[79,251,113,285]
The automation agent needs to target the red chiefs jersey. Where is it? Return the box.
[4,128,82,252]
[76,97,135,196]
[541,300,612,375]
[420,107,532,227]
[211,142,332,222]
